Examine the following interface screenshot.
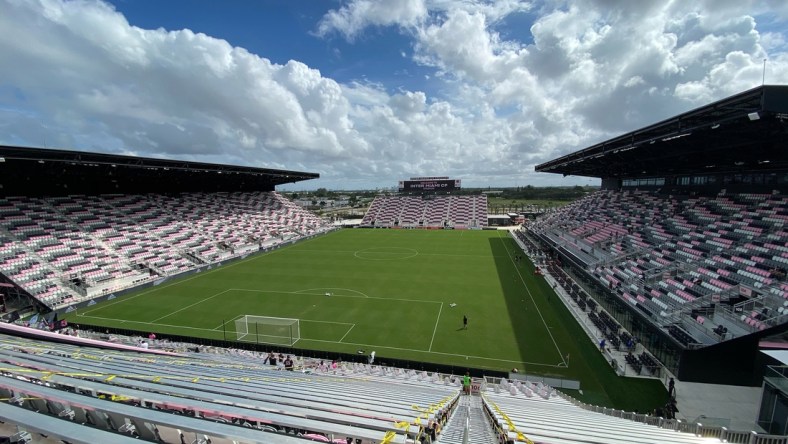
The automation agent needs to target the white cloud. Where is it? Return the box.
[316,0,428,41]
[317,0,531,41]
[1,0,787,190]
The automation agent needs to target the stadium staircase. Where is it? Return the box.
[438,394,496,444]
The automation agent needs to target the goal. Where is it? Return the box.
[234,315,301,346]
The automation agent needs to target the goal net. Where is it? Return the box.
[234,315,300,346]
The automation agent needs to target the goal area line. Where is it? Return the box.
[230,315,355,345]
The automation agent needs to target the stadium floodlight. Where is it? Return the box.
[748,112,760,121]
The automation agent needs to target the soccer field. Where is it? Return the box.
[67,229,668,410]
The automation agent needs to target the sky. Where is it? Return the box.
[1,0,787,190]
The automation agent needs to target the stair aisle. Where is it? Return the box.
[438,395,496,444]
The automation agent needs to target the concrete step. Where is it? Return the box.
[437,396,496,444]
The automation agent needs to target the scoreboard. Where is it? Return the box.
[398,177,461,192]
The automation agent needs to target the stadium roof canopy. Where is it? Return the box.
[535,85,788,179]
[0,145,319,196]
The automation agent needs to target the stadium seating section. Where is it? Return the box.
[361,195,488,229]
[0,331,742,444]
[527,190,787,348]
[0,192,330,308]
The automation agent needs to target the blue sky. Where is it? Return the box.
[111,0,447,108]
[1,0,787,190]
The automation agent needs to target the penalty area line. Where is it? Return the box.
[149,289,232,324]
[428,302,443,352]
[72,314,224,334]
[338,324,355,343]
[303,337,564,368]
[75,239,317,317]
[229,288,441,305]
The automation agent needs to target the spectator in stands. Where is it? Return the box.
[284,355,294,371]
[599,338,606,351]
[463,372,471,394]
[425,420,437,442]
[665,398,678,419]
[668,377,675,399]
[268,353,278,367]
[148,332,156,341]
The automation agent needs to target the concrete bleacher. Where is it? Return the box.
[2,326,785,443]
[528,190,788,346]
[361,195,488,229]
[480,378,787,444]
[0,192,331,309]
[0,331,457,443]
[483,385,708,444]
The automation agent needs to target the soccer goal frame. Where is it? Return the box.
[234,315,301,346]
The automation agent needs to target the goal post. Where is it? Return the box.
[234,315,300,346]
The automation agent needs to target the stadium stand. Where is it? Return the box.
[483,381,718,444]
[0,191,331,309]
[361,195,488,229]
[0,330,459,443]
[3,327,784,444]
[529,85,788,385]
[527,190,786,351]
[0,146,335,314]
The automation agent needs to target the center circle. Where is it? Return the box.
[354,247,418,261]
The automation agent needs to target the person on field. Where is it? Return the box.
[463,315,468,330]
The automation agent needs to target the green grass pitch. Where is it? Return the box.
[66,229,668,411]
